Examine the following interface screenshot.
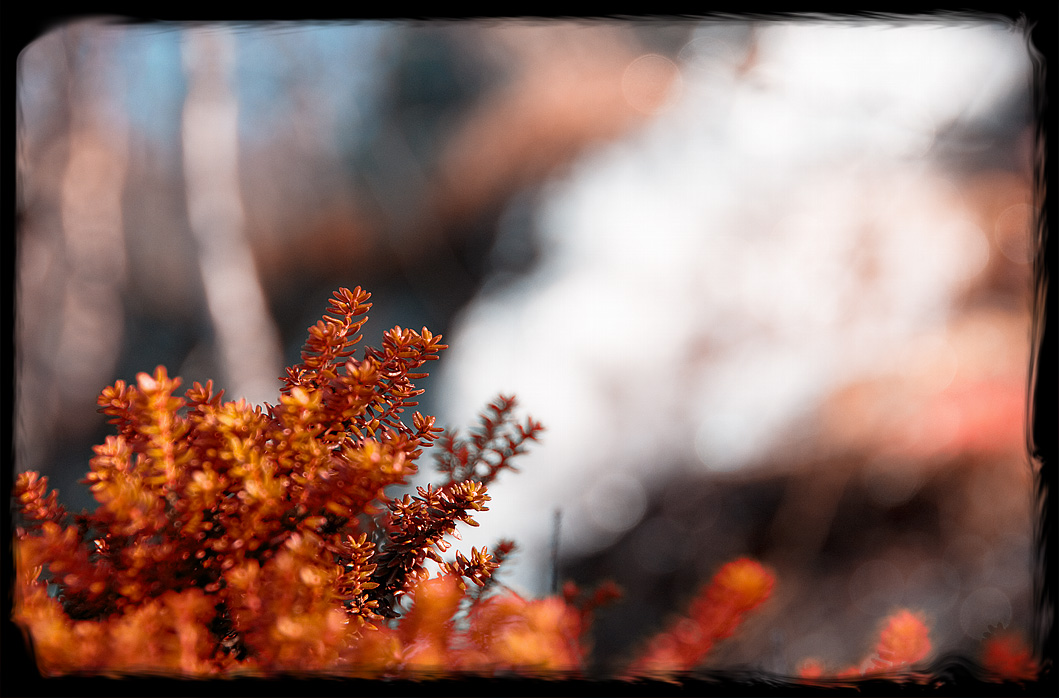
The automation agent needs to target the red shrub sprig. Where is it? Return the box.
[798,608,933,681]
[980,630,1038,682]
[435,394,545,487]
[281,286,372,396]
[368,481,492,616]
[623,557,775,680]
[14,472,66,533]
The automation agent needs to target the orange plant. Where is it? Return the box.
[798,608,932,680]
[12,285,772,679]
[16,283,1033,683]
[623,558,775,680]
[797,610,1042,685]
[980,630,1038,683]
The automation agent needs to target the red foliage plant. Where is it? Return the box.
[13,286,774,679]
[12,285,1039,684]
[796,609,1040,686]
[798,608,933,681]
[622,558,775,680]
[979,630,1038,683]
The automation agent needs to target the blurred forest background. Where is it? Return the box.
[15,17,1041,676]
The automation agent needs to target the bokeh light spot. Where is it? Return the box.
[906,559,962,614]
[585,472,647,534]
[621,53,681,115]
[994,202,1034,264]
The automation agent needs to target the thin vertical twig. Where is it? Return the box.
[550,508,562,595]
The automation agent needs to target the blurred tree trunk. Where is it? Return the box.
[17,25,129,475]
[182,27,282,405]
